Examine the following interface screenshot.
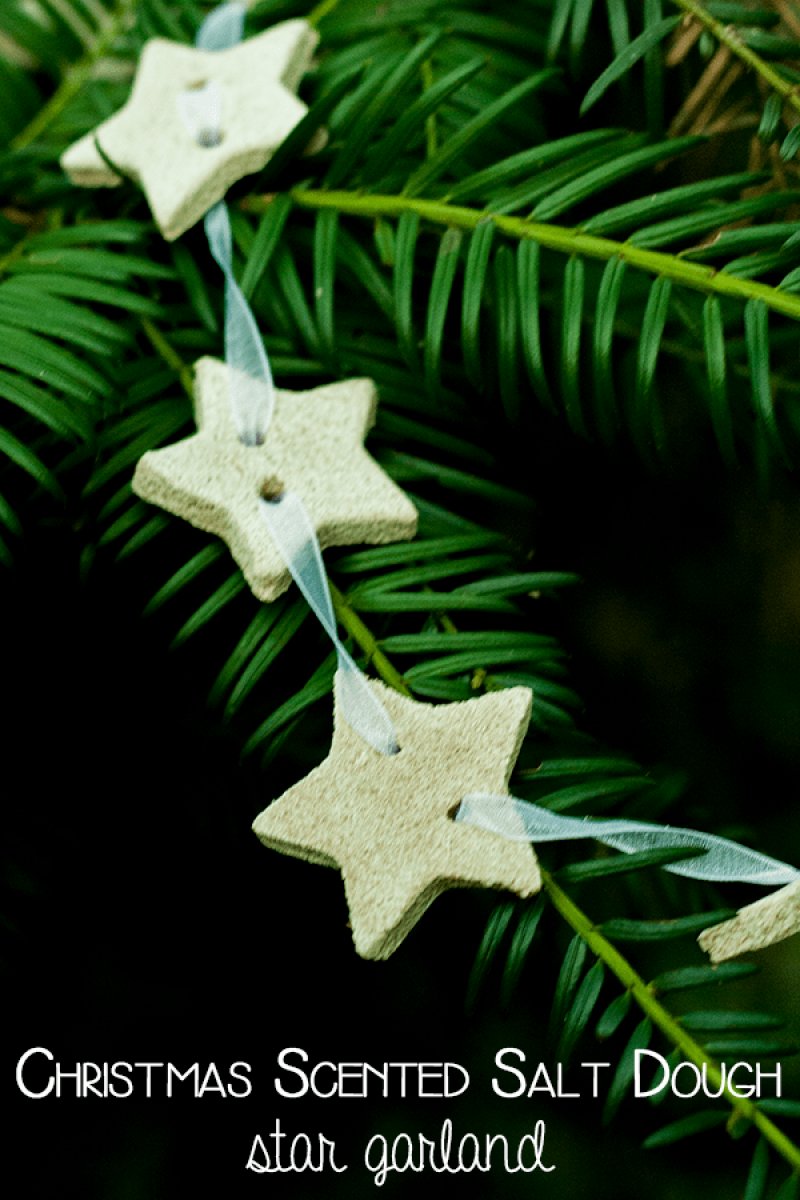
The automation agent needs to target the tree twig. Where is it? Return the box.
[277,187,800,322]
[11,0,138,151]
[672,0,800,121]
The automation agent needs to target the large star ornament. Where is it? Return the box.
[133,357,418,602]
[252,677,541,959]
[61,20,321,240]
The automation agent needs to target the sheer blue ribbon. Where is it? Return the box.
[456,795,800,886]
[259,494,399,755]
[192,3,398,754]
[196,1,246,51]
[204,202,275,447]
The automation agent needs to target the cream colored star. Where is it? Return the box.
[133,357,418,602]
[61,20,321,240]
[252,677,541,959]
[699,880,800,962]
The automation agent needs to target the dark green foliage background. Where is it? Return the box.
[5,0,800,1196]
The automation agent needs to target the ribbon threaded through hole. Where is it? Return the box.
[178,81,224,149]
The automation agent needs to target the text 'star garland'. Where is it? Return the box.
[246,1116,555,1184]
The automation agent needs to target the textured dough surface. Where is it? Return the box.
[61,21,322,239]
[133,357,418,602]
[253,677,541,959]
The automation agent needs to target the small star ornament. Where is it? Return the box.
[699,879,800,962]
[61,20,322,240]
[252,677,541,959]
[133,357,418,602]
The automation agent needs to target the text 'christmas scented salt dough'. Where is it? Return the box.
[252,677,541,960]
[60,19,322,240]
[133,357,418,603]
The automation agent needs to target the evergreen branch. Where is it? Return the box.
[327,575,800,1173]
[420,58,438,160]
[188,430,796,1172]
[329,580,413,696]
[672,0,800,120]
[543,871,800,1171]
[308,0,345,28]
[139,317,195,400]
[10,0,138,151]
[342,598,785,1146]
[284,188,800,322]
[0,226,39,278]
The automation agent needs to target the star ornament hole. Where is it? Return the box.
[197,128,224,149]
[239,429,265,447]
[260,478,285,505]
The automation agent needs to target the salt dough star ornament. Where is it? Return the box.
[699,879,800,962]
[133,357,418,602]
[252,677,541,959]
[60,19,321,240]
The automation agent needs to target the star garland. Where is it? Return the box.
[58,0,800,964]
